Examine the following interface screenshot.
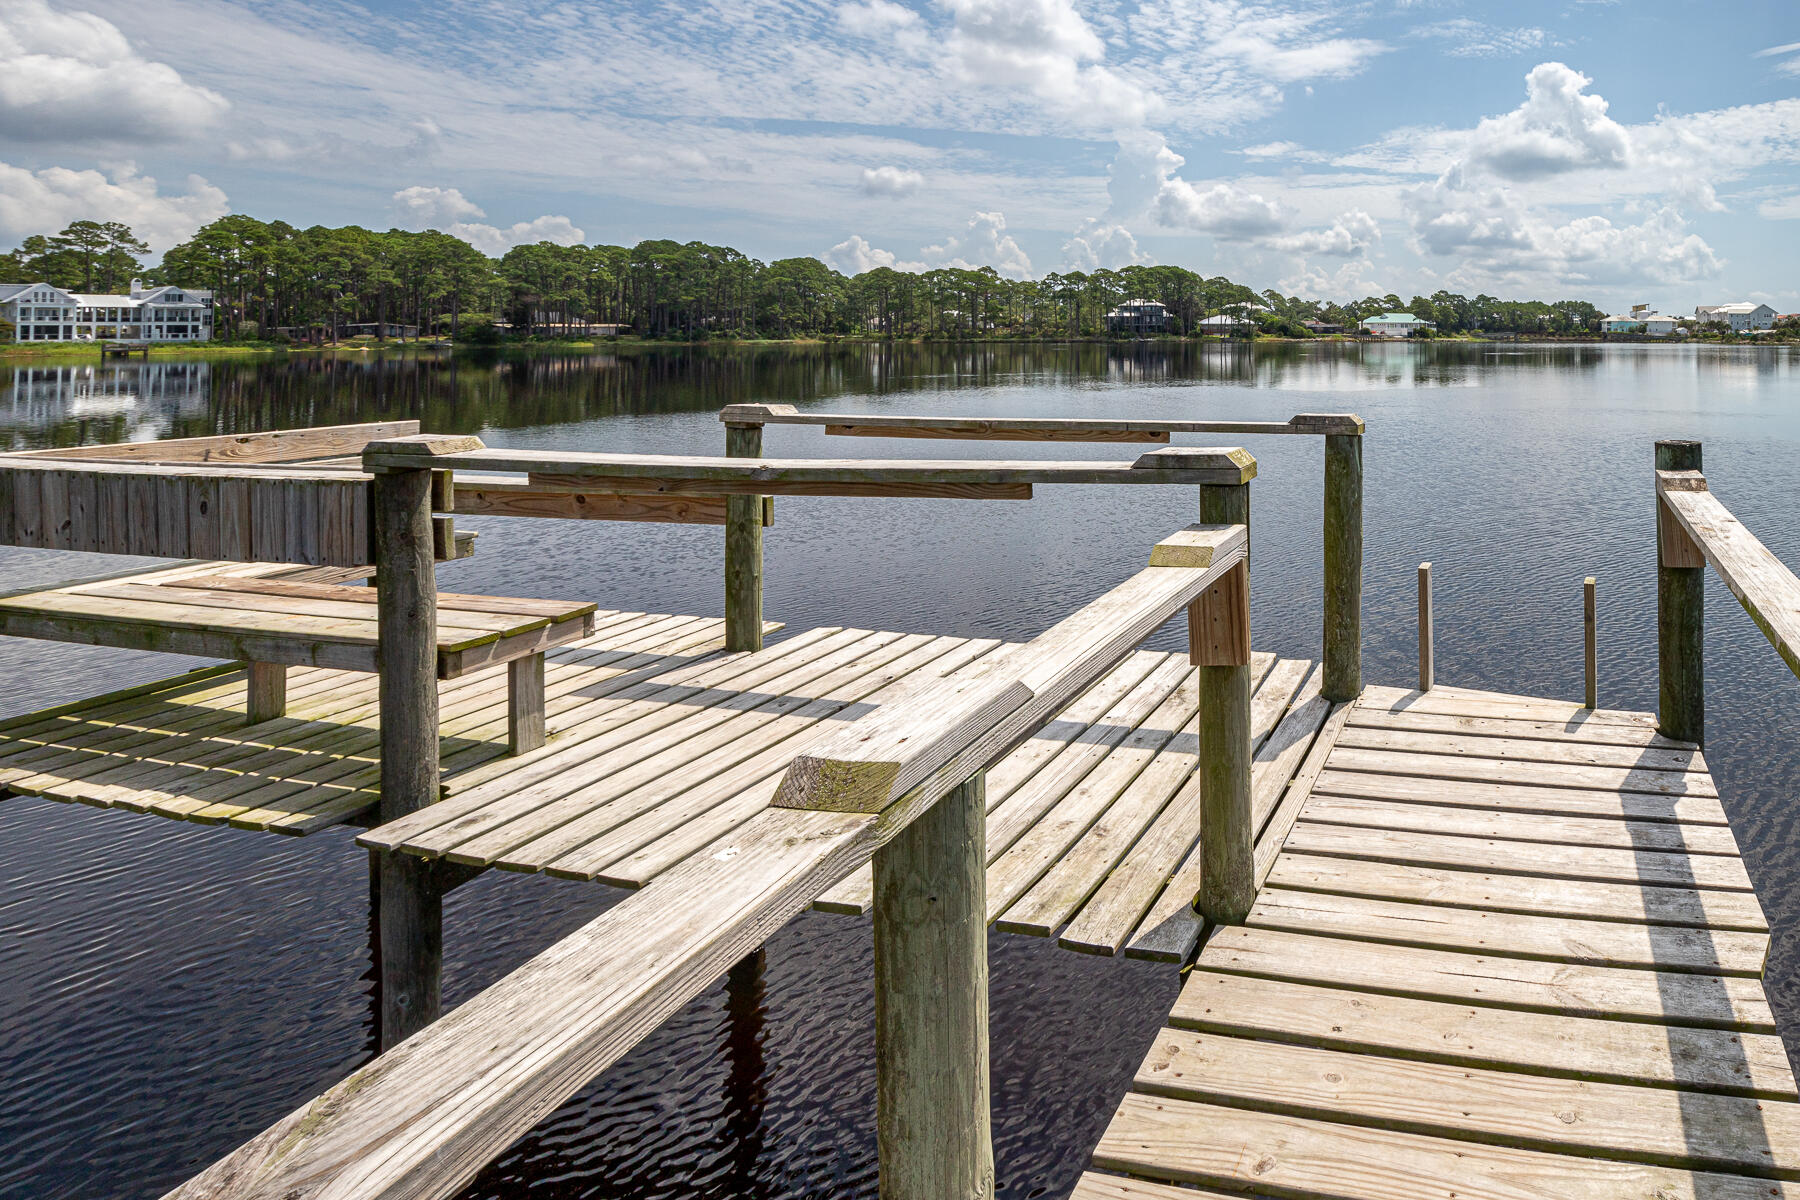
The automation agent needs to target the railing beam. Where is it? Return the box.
[1657,439,1704,745]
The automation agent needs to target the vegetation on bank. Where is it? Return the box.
[4,215,1622,345]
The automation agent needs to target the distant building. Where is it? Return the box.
[1197,312,1255,334]
[1106,298,1168,334]
[0,281,214,343]
[1602,304,1680,336]
[1695,302,1776,332]
[1302,319,1344,335]
[1359,311,1435,337]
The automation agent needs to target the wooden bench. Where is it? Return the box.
[0,567,595,754]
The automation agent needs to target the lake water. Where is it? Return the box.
[2,341,1798,1199]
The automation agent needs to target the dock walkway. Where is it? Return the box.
[1076,681,1799,1199]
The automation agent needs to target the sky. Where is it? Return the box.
[1,0,1798,311]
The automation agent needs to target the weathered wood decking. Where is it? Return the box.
[0,605,1329,961]
[1075,681,1797,1199]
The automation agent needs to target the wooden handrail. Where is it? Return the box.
[719,403,1364,439]
[168,522,1255,1200]
[774,523,1247,815]
[1657,467,1800,680]
[364,442,1259,490]
[4,420,420,463]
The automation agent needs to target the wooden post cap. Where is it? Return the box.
[1131,446,1257,481]
[1656,469,1708,493]
[1289,413,1366,435]
[719,403,799,422]
[364,433,487,461]
[1149,524,1246,569]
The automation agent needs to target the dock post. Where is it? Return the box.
[1417,562,1433,692]
[1322,431,1363,702]
[1196,480,1254,925]
[1657,439,1704,744]
[872,771,992,1200]
[372,460,443,1049]
[1584,576,1597,709]
[724,419,764,652]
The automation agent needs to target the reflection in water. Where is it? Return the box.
[6,341,1791,452]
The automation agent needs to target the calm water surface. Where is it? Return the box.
[2,341,1798,1198]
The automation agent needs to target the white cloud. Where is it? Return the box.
[1463,62,1631,180]
[1760,193,1800,220]
[0,161,227,250]
[837,0,921,36]
[822,234,923,274]
[1416,20,1552,59]
[1062,220,1147,270]
[940,0,1152,127]
[1242,141,1304,159]
[1269,209,1380,256]
[1154,178,1286,239]
[860,165,924,197]
[920,209,1033,277]
[0,0,229,143]
[1755,41,1800,76]
[448,214,585,255]
[392,185,486,225]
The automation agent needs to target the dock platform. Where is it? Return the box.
[0,607,1329,962]
[1076,681,1798,1198]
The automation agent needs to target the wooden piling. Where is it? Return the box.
[373,461,443,1048]
[724,421,765,652]
[508,653,546,754]
[873,772,993,1200]
[1657,439,1704,745]
[1322,432,1363,702]
[1585,576,1597,709]
[1195,481,1254,926]
[1418,562,1434,693]
[246,662,285,722]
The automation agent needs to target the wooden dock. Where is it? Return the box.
[1076,680,1798,1198]
[4,416,1797,1200]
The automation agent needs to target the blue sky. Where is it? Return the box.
[2,0,1798,310]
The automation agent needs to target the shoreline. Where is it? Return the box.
[0,332,1792,363]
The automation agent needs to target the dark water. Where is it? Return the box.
[2,341,1798,1199]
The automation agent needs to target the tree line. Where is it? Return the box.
[2,215,1606,341]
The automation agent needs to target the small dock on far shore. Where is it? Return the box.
[0,415,1794,1200]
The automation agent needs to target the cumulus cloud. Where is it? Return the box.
[823,211,1032,277]
[0,161,228,250]
[1154,178,1286,239]
[860,165,924,197]
[920,210,1033,277]
[448,214,585,255]
[0,0,229,143]
[821,234,922,274]
[940,0,1151,127]
[1269,210,1380,256]
[1062,220,1147,271]
[1463,62,1630,180]
[393,185,486,225]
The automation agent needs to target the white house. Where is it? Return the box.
[0,281,215,343]
[1602,304,1680,336]
[1197,313,1256,334]
[1359,311,1435,337]
[1695,302,1776,332]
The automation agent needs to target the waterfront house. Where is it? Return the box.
[1302,319,1344,335]
[1602,304,1680,336]
[1197,312,1256,334]
[1695,302,1776,332]
[1358,311,1435,337]
[1106,298,1168,335]
[0,281,215,343]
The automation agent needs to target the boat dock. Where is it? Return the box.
[0,415,1794,1199]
